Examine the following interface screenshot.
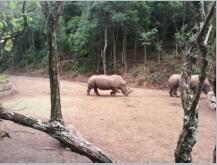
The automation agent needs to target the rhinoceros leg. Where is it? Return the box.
[87,87,92,96]
[169,88,173,97]
[110,88,118,96]
[173,87,178,97]
[94,87,100,96]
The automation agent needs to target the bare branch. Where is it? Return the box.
[54,1,64,23]
[0,108,113,163]
[204,25,212,45]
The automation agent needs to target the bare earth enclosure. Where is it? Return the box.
[0,75,215,163]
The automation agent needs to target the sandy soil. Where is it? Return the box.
[0,75,216,163]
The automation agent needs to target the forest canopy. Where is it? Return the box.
[0,1,215,77]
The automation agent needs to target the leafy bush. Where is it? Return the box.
[146,72,164,84]
[0,74,9,83]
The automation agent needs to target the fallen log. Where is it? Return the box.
[0,107,113,163]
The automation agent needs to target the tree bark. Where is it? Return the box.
[213,68,216,163]
[113,29,117,72]
[96,52,101,74]
[43,2,64,123]
[158,51,161,64]
[134,35,137,62]
[0,108,113,163]
[103,26,108,75]
[123,36,127,78]
[144,45,147,66]
[121,30,127,78]
[174,2,216,163]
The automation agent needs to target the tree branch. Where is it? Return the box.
[0,107,113,163]
[175,2,216,163]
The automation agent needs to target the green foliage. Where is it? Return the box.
[140,28,158,46]
[4,39,13,52]
[173,64,183,73]
[192,65,200,74]
[175,28,194,47]
[0,74,9,83]
[1,1,213,77]
[146,72,164,84]
[155,40,163,52]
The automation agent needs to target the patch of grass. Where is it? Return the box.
[0,74,9,83]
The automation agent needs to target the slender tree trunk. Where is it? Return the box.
[121,34,125,66]
[158,51,161,64]
[103,26,107,75]
[96,52,100,74]
[175,42,178,57]
[123,36,127,78]
[31,30,35,49]
[213,67,216,163]
[121,30,127,77]
[134,36,137,62]
[113,30,117,72]
[174,2,215,163]
[144,45,147,66]
[45,2,64,124]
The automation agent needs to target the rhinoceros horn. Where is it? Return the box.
[126,88,133,96]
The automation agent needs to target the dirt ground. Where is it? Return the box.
[0,75,216,163]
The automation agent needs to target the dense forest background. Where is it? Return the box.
[0,1,216,86]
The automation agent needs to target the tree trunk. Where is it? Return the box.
[212,59,216,165]
[96,52,100,74]
[174,2,215,163]
[103,26,107,75]
[0,108,113,163]
[46,3,63,123]
[175,42,178,57]
[31,30,35,49]
[134,36,137,62]
[113,30,117,72]
[123,36,127,78]
[158,51,161,64]
[144,45,147,66]
[121,30,127,77]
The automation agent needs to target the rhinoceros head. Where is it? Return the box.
[122,87,133,96]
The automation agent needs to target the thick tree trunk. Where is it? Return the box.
[174,2,215,163]
[103,26,108,75]
[46,3,63,123]
[0,108,113,163]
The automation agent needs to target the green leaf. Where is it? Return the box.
[4,39,13,52]
[0,21,4,29]
[8,2,16,9]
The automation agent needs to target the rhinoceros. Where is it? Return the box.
[168,74,180,97]
[168,74,212,97]
[87,75,133,96]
